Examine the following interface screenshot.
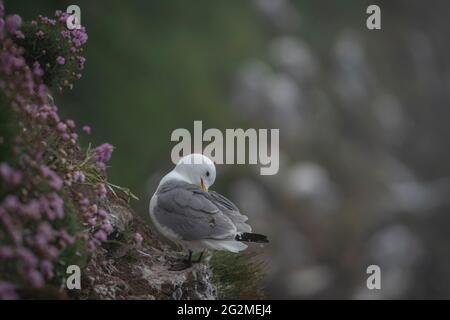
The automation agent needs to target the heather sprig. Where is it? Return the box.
[0,2,133,299]
[12,10,87,91]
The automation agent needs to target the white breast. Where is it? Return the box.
[149,193,181,241]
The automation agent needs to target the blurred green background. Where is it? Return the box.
[7,0,372,207]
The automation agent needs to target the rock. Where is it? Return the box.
[82,199,217,300]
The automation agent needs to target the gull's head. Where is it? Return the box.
[174,154,216,192]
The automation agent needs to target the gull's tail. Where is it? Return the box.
[235,232,269,243]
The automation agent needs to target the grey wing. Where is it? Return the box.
[208,191,252,233]
[154,182,237,241]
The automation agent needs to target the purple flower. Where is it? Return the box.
[78,56,86,68]
[59,230,75,245]
[56,56,65,65]
[27,269,45,288]
[88,217,97,227]
[66,119,75,128]
[32,62,44,77]
[94,230,107,242]
[22,200,41,219]
[96,183,107,199]
[72,170,85,183]
[17,247,38,268]
[5,14,21,33]
[94,143,113,164]
[0,163,22,185]
[0,246,14,259]
[79,197,89,207]
[134,232,143,245]
[40,165,63,190]
[0,282,18,300]
[82,125,91,134]
[14,30,24,39]
[40,260,54,278]
[101,222,113,234]
[56,122,67,132]
[97,209,108,219]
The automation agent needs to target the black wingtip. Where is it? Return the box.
[235,232,269,243]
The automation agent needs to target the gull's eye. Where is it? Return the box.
[206,171,210,177]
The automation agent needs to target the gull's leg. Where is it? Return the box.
[186,250,193,263]
[169,250,193,271]
[194,250,204,263]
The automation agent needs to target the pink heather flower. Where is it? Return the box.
[40,165,63,190]
[40,260,54,278]
[48,193,64,219]
[3,195,20,210]
[59,230,75,245]
[133,232,143,245]
[5,14,21,33]
[56,56,65,65]
[14,30,24,39]
[56,122,67,132]
[66,119,75,128]
[101,222,113,234]
[0,18,4,32]
[33,62,44,77]
[60,30,70,38]
[27,269,45,288]
[79,197,89,207]
[35,30,44,37]
[78,56,86,67]
[72,170,85,183]
[94,143,113,164]
[37,222,54,239]
[96,183,107,199]
[82,125,91,134]
[94,230,107,242]
[0,282,18,300]
[22,200,41,219]
[87,217,97,227]
[17,247,38,268]
[87,240,97,253]
[0,163,22,185]
[97,209,108,219]
[0,246,14,259]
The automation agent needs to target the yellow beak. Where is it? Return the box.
[200,178,208,192]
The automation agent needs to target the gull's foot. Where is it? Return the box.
[169,259,192,271]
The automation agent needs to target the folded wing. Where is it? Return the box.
[154,181,237,241]
[208,190,252,233]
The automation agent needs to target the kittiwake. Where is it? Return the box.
[149,153,268,269]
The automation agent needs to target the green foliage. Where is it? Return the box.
[210,251,266,300]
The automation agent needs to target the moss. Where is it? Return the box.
[210,251,266,300]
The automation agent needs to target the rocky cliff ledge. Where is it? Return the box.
[81,200,217,300]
